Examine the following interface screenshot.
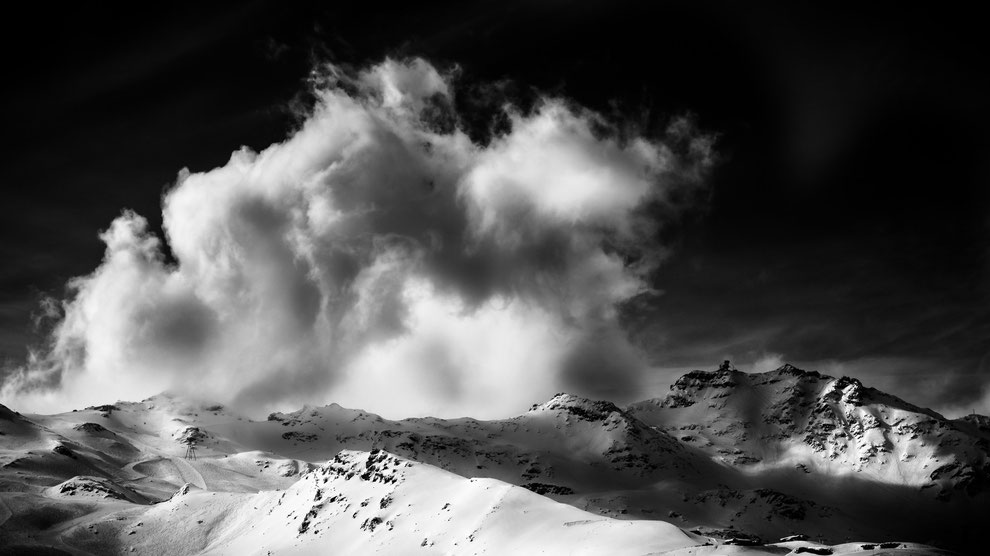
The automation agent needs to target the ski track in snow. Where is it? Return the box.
[173,457,207,491]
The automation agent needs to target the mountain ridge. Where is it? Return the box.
[1,363,986,553]
[627,363,990,502]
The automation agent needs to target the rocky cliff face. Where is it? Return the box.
[628,364,990,501]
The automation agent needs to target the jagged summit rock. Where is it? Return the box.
[47,476,149,504]
[628,363,990,501]
[322,449,412,485]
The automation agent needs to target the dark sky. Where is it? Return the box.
[2,1,988,413]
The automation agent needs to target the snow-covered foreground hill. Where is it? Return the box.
[0,364,983,554]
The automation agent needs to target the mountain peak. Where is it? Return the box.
[529,393,624,421]
[627,364,990,505]
[764,363,821,378]
[0,402,20,421]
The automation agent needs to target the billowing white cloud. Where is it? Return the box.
[2,58,713,418]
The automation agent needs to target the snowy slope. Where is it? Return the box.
[627,364,990,497]
[627,364,990,551]
[197,449,704,555]
[2,447,709,555]
[1,367,981,554]
[210,391,728,520]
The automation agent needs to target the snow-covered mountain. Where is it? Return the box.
[628,364,990,498]
[627,364,990,549]
[629,365,990,490]
[0,364,983,554]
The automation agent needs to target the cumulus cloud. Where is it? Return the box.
[2,58,713,418]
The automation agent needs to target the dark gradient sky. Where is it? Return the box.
[2,1,988,413]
